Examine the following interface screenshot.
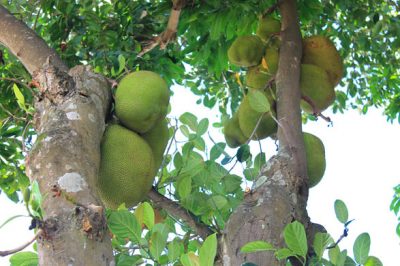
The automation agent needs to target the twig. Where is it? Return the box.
[261,0,282,17]
[0,229,42,257]
[138,0,186,57]
[327,219,355,249]
[301,95,332,123]
[0,77,32,91]
[148,187,213,240]
[33,7,42,31]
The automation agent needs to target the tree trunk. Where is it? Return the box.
[221,1,311,265]
[26,64,114,265]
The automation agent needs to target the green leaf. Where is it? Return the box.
[134,202,155,230]
[180,112,198,131]
[240,241,275,253]
[178,176,192,199]
[328,246,340,265]
[9,251,38,266]
[353,232,371,264]
[116,254,142,266]
[275,248,296,260]
[313,232,333,259]
[283,221,307,258]
[13,84,26,111]
[117,54,126,75]
[168,238,183,262]
[199,233,217,266]
[237,144,251,163]
[210,142,226,161]
[207,195,228,210]
[107,210,141,242]
[149,231,167,260]
[343,256,356,266]
[248,89,270,113]
[181,251,200,266]
[30,180,43,218]
[364,256,383,266]
[197,118,209,136]
[334,199,349,223]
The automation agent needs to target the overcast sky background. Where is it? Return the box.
[1,85,399,265]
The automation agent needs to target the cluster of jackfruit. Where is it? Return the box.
[97,71,170,209]
[225,15,343,188]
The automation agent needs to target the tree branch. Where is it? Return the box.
[138,0,186,57]
[148,187,213,240]
[0,229,42,257]
[0,5,68,75]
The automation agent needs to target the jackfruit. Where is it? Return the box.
[228,35,265,67]
[98,124,155,209]
[304,132,326,188]
[246,64,272,90]
[302,35,343,86]
[300,64,335,113]
[263,43,279,75]
[115,71,170,133]
[142,118,170,172]
[238,94,277,140]
[256,16,281,42]
[223,113,248,148]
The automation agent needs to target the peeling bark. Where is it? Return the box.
[26,64,114,265]
[221,1,311,265]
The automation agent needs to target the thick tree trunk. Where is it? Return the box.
[221,1,310,265]
[26,64,114,265]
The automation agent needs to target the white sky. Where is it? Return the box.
[0,85,399,265]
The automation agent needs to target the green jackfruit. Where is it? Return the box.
[304,132,326,188]
[142,118,170,172]
[223,113,247,148]
[263,43,279,75]
[238,95,277,140]
[246,64,272,89]
[300,64,335,113]
[256,16,281,42]
[302,35,343,86]
[228,35,265,67]
[115,71,170,133]
[98,124,155,209]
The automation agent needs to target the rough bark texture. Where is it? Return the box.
[26,64,114,266]
[0,5,68,74]
[221,1,310,265]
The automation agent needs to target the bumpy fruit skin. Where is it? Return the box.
[115,71,170,133]
[300,64,335,113]
[304,132,326,188]
[142,118,170,172]
[302,35,343,86]
[223,113,248,148]
[98,124,155,209]
[238,95,277,140]
[228,35,265,67]
[263,43,279,75]
[246,64,272,89]
[256,16,281,42]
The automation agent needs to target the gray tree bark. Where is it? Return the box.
[221,1,311,265]
[0,4,114,265]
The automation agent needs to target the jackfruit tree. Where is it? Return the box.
[0,1,399,265]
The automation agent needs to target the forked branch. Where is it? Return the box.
[148,187,213,240]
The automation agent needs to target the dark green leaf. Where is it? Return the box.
[107,210,141,242]
[197,118,209,136]
[236,144,250,163]
[353,232,371,264]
